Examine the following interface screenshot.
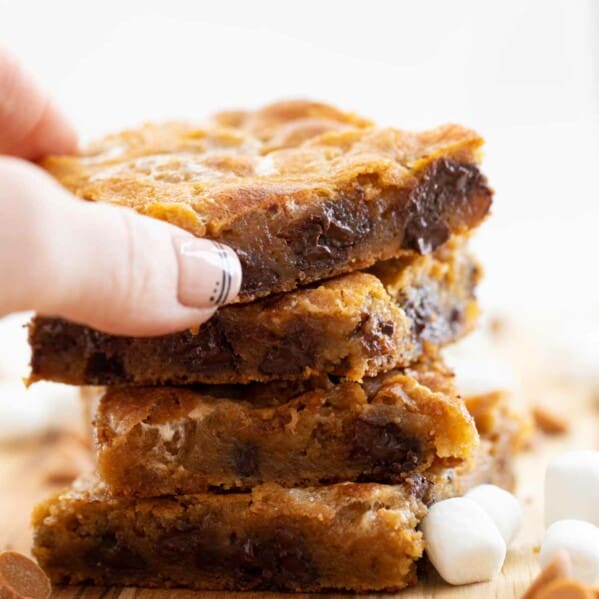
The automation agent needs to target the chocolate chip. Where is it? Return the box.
[357,314,395,354]
[350,418,423,479]
[158,530,201,562]
[380,321,395,336]
[404,159,491,254]
[281,197,372,272]
[84,352,127,384]
[234,443,259,477]
[85,533,146,574]
[236,528,319,588]
[235,247,281,297]
[258,332,317,376]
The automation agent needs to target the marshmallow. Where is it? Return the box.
[421,497,506,585]
[545,450,599,527]
[466,484,523,545]
[540,520,599,584]
[0,381,80,441]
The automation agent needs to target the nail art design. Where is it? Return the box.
[175,237,242,309]
[209,242,233,306]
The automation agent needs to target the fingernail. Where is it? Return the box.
[174,237,242,308]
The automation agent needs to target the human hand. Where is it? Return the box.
[0,50,241,335]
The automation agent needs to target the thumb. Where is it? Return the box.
[0,157,242,335]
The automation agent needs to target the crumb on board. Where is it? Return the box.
[532,405,569,435]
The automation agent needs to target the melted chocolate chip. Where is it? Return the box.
[158,529,202,563]
[380,321,395,336]
[85,533,146,573]
[358,314,395,354]
[351,418,422,479]
[258,331,317,376]
[404,159,491,254]
[234,443,259,477]
[159,528,223,570]
[281,197,371,272]
[236,247,282,297]
[236,528,319,588]
[84,352,127,384]
[164,320,239,377]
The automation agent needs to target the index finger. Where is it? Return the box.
[0,49,77,160]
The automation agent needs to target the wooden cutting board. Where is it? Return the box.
[0,380,597,599]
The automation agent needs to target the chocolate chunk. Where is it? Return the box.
[85,533,146,573]
[158,530,202,563]
[380,321,395,336]
[358,314,396,354]
[235,247,281,298]
[166,321,239,377]
[404,159,492,254]
[351,419,423,479]
[234,443,259,477]
[237,528,319,588]
[258,329,317,376]
[281,197,371,272]
[84,352,127,383]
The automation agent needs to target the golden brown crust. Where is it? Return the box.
[42,100,492,300]
[43,101,478,227]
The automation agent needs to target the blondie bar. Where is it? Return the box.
[32,386,523,592]
[43,100,492,301]
[94,357,478,495]
[32,477,428,592]
[32,403,521,594]
[29,238,479,385]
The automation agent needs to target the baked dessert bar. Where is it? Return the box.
[94,357,478,496]
[28,238,479,386]
[32,477,428,592]
[42,100,493,301]
[32,392,523,593]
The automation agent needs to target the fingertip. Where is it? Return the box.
[34,98,79,156]
[174,237,243,309]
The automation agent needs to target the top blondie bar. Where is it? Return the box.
[43,100,493,301]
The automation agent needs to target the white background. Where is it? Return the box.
[0,0,598,415]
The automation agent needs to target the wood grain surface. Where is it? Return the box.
[0,377,597,599]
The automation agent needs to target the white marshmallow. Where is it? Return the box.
[540,520,599,584]
[545,450,599,527]
[0,381,80,441]
[465,484,523,545]
[421,497,506,585]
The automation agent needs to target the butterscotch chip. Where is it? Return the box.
[536,579,594,599]
[0,551,51,599]
[533,405,569,435]
[521,551,572,599]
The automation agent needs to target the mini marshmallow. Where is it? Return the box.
[466,484,523,545]
[540,520,599,584]
[545,450,599,527]
[421,497,506,585]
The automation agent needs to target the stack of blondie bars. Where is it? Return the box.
[29,101,521,591]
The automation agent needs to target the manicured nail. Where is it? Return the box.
[174,237,242,308]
